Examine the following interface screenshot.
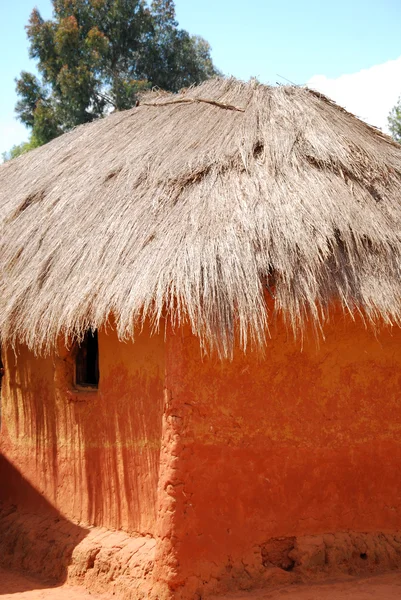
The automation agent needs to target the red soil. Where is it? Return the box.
[1,568,401,600]
[0,567,111,599]
[212,573,401,599]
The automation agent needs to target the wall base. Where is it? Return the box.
[174,531,401,599]
[0,503,164,599]
[2,503,401,599]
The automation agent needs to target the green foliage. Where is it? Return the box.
[2,138,41,163]
[15,72,46,128]
[388,98,401,143]
[12,0,220,157]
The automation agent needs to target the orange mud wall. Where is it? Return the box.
[2,313,401,598]
[0,324,164,535]
[157,314,401,597]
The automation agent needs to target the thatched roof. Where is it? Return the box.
[1,77,401,356]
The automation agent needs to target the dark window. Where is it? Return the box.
[0,345,3,427]
[75,330,99,388]
[0,346,3,390]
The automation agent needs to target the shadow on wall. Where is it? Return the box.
[1,329,164,534]
[78,366,163,532]
[0,453,89,587]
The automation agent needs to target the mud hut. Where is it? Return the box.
[1,78,401,599]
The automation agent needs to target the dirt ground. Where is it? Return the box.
[0,567,110,600]
[211,573,401,600]
[1,568,401,599]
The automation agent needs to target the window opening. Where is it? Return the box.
[0,346,3,390]
[75,330,99,388]
[0,345,3,427]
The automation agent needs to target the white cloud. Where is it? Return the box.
[307,56,401,133]
[0,118,29,158]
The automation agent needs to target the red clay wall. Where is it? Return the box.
[0,324,164,535]
[156,314,401,596]
[2,314,401,598]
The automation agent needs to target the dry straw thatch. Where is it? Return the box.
[1,77,401,356]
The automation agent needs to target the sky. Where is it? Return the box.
[1,0,401,155]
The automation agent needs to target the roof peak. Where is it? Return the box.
[1,76,401,356]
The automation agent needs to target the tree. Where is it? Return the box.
[388,98,401,143]
[10,0,220,156]
[1,139,41,163]
[139,1,217,92]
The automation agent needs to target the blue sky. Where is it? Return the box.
[2,0,401,154]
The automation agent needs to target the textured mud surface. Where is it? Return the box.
[1,569,401,600]
[0,505,156,599]
[211,572,401,599]
[171,532,401,598]
[3,502,401,599]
